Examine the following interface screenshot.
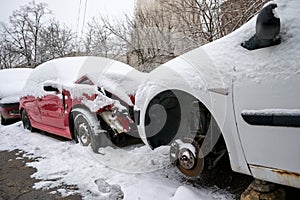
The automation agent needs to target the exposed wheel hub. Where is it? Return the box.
[178,148,196,170]
[74,114,91,147]
[78,124,89,144]
[169,138,204,177]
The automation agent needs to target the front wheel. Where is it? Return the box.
[0,115,8,125]
[74,113,91,146]
[21,110,32,131]
[73,110,111,153]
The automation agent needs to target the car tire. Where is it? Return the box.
[73,109,110,153]
[0,115,8,125]
[21,110,32,131]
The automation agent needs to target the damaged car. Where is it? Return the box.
[135,1,300,189]
[20,56,145,152]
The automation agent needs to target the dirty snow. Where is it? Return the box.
[0,122,234,200]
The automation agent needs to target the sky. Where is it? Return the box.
[0,0,135,37]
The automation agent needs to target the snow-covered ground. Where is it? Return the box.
[0,122,234,200]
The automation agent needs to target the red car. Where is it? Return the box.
[0,68,32,125]
[19,56,144,152]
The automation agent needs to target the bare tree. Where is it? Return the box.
[38,20,75,62]
[2,1,50,67]
[84,17,126,60]
[0,34,20,69]
[161,0,267,44]
[130,8,180,72]
[0,1,76,68]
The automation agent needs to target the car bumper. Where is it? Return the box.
[0,103,20,119]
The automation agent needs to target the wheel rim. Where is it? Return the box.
[75,114,91,146]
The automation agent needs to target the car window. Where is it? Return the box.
[76,76,94,85]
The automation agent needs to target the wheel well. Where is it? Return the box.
[144,89,227,154]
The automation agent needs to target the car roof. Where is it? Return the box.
[22,56,144,98]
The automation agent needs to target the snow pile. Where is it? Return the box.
[0,68,32,103]
[0,122,233,200]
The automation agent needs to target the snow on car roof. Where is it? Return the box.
[0,68,33,103]
[22,56,124,97]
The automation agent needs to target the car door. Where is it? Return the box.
[22,95,42,124]
[233,53,300,174]
[38,86,65,129]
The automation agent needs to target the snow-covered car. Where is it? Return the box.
[19,56,144,152]
[135,1,300,189]
[0,68,32,125]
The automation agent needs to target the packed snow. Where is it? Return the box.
[0,122,234,200]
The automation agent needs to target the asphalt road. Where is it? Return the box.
[0,150,81,200]
[0,149,299,200]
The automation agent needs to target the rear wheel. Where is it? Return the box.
[21,110,32,131]
[73,110,110,153]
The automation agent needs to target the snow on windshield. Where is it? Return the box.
[0,68,32,103]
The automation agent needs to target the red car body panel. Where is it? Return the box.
[20,87,133,139]
[20,89,97,139]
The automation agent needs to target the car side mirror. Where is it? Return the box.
[43,81,61,93]
[241,2,281,50]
